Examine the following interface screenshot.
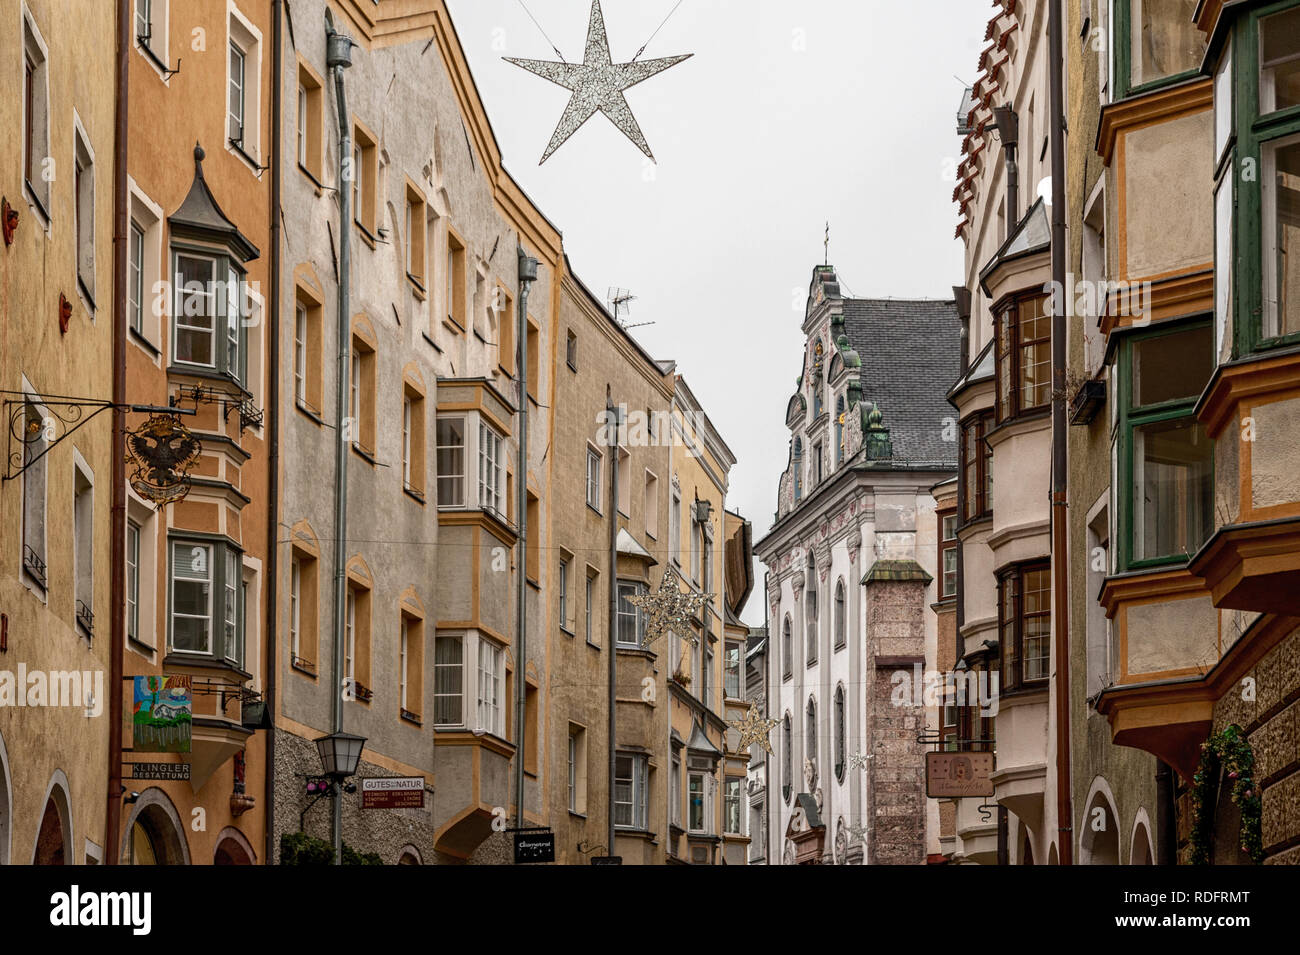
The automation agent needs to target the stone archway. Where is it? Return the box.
[0,728,11,865]
[32,771,72,865]
[214,826,256,865]
[121,788,191,865]
[1130,816,1154,865]
[1080,781,1120,865]
[1019,823,1035,865]
[398,844,423,865]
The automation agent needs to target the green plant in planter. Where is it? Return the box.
[280,831,383,865]
[1188,724,1264,865]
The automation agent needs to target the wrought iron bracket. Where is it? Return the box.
[177,383,262,434]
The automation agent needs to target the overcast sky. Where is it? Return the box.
[446,0,992,626]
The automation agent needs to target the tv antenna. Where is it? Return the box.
[607,288,653,330]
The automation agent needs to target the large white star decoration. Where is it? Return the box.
[628,564,710,651]
[504,0,692,164]
[847,751,874,771]
[727,707,781,756]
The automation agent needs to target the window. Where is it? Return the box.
[129,222,145,335]
[225,8,262,161]
[526,491,540,581]
[617,448,630,515]
[614,754,649,830]
[782,616,792,680]
[813,441,823,485]
[671,754,682,828]
[702,644,714,708]
[724,778,742,835]
[702,525,713,599]
[170,540,243,661]
[289,548,320,673]
[781,714,792,803]
[793,438,803,501]
[805,697,818,767]
[478,422,504,516]
[1262,133,1300,340]
[405,185,427,288]
[960,413,993,521]
[434,635,464,726]
[402,387,426,496]
[349,333,376,454]
[568,724,588,814]
[833,684,846,782]
[805,555,818,666]
[688,770,715,833]
[669,488,681,564]
[73,122,96,303]
[586,446,602,511]
[351,124,378,234]
[724,642,741,699]
[228,40,246,146]
[644,470,659,538]
[566,329,578,370]
[585,569,598,645]
[22,12,50,214]
[1261,6,1300,115]
[1114,321,1214,568]
[833,578,846,648]
[20,401,47,590]
[526,318,540,401]
[436,417,466,507]
[690,513,701,583]
[293,63,323,181]
[400,613,423,722]
[995,295,1051,421]
[173,253,247,383]
[558,557,570,631]
[940,513,958,599]
[477,639,504,736]
[127,521,141,643]
[998,562,1051,692]
[73,461,94,635]
[616,581,647,648]
[445,228,466,328]
[1117,0,1205,97]
[342,582,373,700]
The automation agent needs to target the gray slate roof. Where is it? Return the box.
[841,298,962,470]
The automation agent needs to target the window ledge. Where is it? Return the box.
[407,274,426,299]
[227,140,264,176]
[526,576,541,591]
[403,485,427,506]
[616,646,656,661]
[291,657,318,678]
[77,276,97,314]
[129,326,161,358]
[297,163,325,191]
[560,625,575,637]
[568,810,587,820]
[351,442,378,466]
[567,359,578,373]
[400,710,423,726]
[23,179,51,229]
[295,401,325,426]
[586,502,603,518]
[444,316,465,335]
[421,330,443,353]
[162,653,252,682]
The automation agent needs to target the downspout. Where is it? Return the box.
[325,12,354,867]
[513,248,538,831]
[1047,0,1073,866]
[606,395,621,859]
[265,0,283,866]
[1155,760,1176,865]
[763,570,771,864]
[106,0,130,865]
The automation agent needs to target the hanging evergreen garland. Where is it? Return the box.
[1188,724,1264,865]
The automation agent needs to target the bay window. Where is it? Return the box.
[614,753,649,830]
[724,641,741,698]
[960,412,993,521]
[724,778,742,835]
[434,634,464,726]
[998,562,1050,693]
[436,416,466,507]
[940,512,958,598]
[688,769,715,834]
[1116,0,1205,99]
[616,581,647,648]
[476,639,504,736]
[478,422,504,516]
[172,251,247,384]
[1113,321,1214,569]
[995,295,1051,422]
[169,538,243,664]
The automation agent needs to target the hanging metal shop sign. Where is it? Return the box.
[513,828,556,864]
[127,413,202,506]
[361,777,426,809]
[925,751,995,799]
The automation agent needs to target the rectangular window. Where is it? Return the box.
[997,295,1051,420]
[670,490,681,565]
[174,254,216,367]
[702,644,714,708]
[349,335,376,453]
[126,521,141,643]
[586,447,602,511]
[400,614,423,721]
[724,778,742,835]
[568,723,588,814]
[296,62,323,179]
[477,640,503,736]
[1118,322,1214,568]
[1121,0,1205,96]
[228,40,246,145]
[1262,134,1300,340]
[22,14,50,214]
[940,512,958,598]
[616,581,646,648]
[568,733,577,811]
[445,229,466,328]
[526,319,540,401]
[171,541,224,655]
[526,491,540,580]
[403,388,426,496]
[129,222,145,335]
[644,470,659,538]
[479,422,504,515]
[289,549,319,673]
[223,550,240,665]
[294,301,308,405]
[405,185,427,288]
[73,465,94,634]
[343,583,372,701]
[352,124,378,234]
[688,771,715,834]
[434,635,463,726]
[436,416,466,507]
[614,754,649,830]
[585,569,597,645]
[690,517,701,583]
[999,562,1051,692]
[617,448,630,516]
[724,642,741,699]
[566,329,578,369]
[559,558,570,630]
[73,125,95,301]
[1260,7,1300,116]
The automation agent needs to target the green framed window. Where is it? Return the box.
[168,537,245,666]
[171,248,249,385]
[1111,320,1215,572]
[1113,0,1206,100]
[1217,1,1300,359]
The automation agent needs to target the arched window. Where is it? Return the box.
[835,395,845,464]
[813,373,824,418]
[834,684,846,782]
[805,697,817,767]
[805,553,818,666]
[782,615,793,680]
[834,578,846,649]
[782,714,793,803]
[793,438,803,502]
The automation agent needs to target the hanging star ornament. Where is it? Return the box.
[504,0,692,164]
[628,564,710,651]
[847,751,874,772]
[727,707,781,756]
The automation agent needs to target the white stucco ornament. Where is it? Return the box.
[504,0,692,164]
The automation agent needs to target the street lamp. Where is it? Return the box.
[315,731,366,779]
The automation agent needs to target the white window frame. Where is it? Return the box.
[72,113,96,307]
[170,541,214,655]
[127,180,165,351]
[225,2,263,167]
[586,445,602,512]
[1262,132,1300,340]
[21,5,51,219]
[436,415,467,509]
[402,395,413,488]
[669,486,681,565]
[127,520,141,644]
[478,421,504,516]
[289,555,301,662]
[558,557,570,631]
[72,451,95,634]
[434,633,464,728]
[614,753,649,830]
[616,580,646,648]
[134,0,172,81]
[476,638,504,737]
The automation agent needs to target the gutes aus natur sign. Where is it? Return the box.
[360,777,425,809]
[925,751,995,798]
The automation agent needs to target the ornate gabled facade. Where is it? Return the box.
[757,265,959,864]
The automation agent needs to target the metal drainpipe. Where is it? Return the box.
[606,396,621,860]
[106,0,130,865]
[763,570,771,864]
[265,0,283,866]
[513,248,538,832]
[1047,0,1074,866]
[325,12,353,867]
